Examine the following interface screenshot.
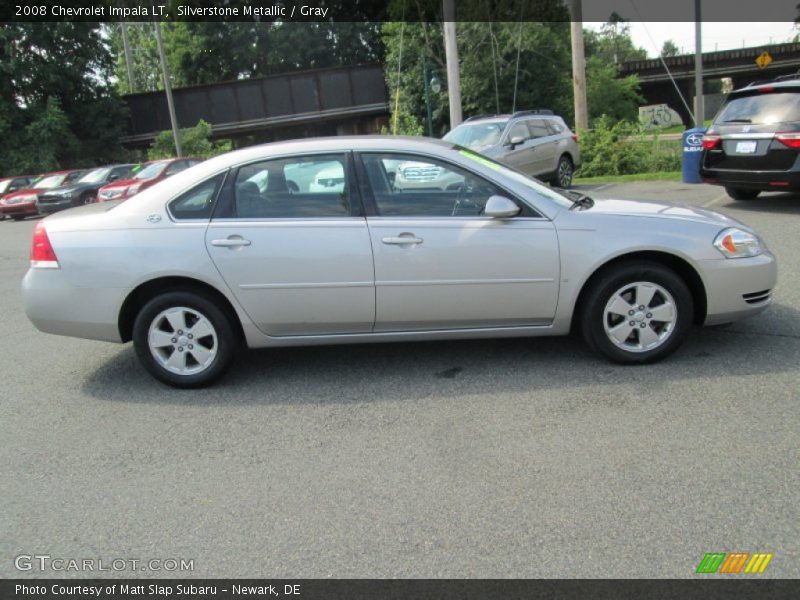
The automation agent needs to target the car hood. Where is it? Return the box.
[42,182,105,195]
[2,187,47,200]
[584,197,745,229]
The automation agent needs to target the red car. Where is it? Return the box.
[0,170,87,221]
[96,157,201,202]
[0,175,37,220]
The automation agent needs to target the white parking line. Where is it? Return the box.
[703,192,729,208]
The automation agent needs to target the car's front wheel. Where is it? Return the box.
[580,262,693,364]
[132,291,237,388]
[725,187,760,201]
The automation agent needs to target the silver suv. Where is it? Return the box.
[443,110,580,188]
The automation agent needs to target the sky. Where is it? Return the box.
[585,22,798,57]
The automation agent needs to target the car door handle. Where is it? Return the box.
[211,236,251,248]
[382,234,424,246]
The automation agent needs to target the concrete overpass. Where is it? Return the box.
[120,64,389,149]
[620,42,800,126]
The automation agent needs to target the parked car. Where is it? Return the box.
[443,110,581,188]
[701,78,800,199]
[37,164,137,215]
[0,170,87,221]
[23,137,775,388]
[0,175,37,220]
[97,158,202,202]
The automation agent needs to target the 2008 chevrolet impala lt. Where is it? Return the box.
[22,138,777,387]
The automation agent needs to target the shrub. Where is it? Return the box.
[578,115,681,177]
[148,119,231,160]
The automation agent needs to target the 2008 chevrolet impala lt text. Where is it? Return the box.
[21,137,777,387]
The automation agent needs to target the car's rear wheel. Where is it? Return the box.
[552,155,574,188]
[132,291,237,388]
[725,187,760,201]
[11,215,25,221]
[581,262,693,364]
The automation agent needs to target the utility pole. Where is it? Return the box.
[154,20,183,157]
[442,0,462,128]
[569,0,588,131]
[421,55,434,137]
[694,0,704,127]
[120,22,135,93]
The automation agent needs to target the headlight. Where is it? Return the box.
[713,227,765,258]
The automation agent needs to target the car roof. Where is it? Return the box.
[738,79,800,94]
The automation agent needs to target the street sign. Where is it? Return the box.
[756,51,773,69]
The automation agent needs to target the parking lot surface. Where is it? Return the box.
[1,181,798,578]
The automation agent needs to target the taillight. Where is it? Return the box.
[571,134,579,143]
[702,134,721,150]
[30,221,59,269]
[775,132,800,149]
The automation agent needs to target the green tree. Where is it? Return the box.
[585,56,644,124]
[382,20,572,136]
[660,40,681,58]
[148,120,231,160]
[0,23,128,174]
[19,97,79,173]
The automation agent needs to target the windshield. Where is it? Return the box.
[79,167,112,183]
[34,174,67,189]
[716,92,800,125]
[443,120,508,149]
[455,147,574,209]
[135,162,168,180]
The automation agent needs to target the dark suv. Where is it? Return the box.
[700,79,800,200]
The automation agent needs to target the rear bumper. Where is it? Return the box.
[22,267,128,343]
[700,251,778,326]
[700,167,800,190]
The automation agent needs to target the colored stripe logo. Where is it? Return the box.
[696,552,773,574]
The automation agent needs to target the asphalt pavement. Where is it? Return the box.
[1,181,798,578]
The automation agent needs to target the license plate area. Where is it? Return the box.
[735,140,758,154]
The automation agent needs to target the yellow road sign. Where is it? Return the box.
[756,51,773,69]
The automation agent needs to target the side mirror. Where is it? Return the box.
[484,195,521,218]
[108,174,120,182]
[506,135,525,148]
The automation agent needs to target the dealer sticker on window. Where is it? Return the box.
[735,141,758,153]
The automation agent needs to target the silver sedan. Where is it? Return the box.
[22,137,777,387]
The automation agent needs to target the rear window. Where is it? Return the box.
[716,91,800,125]
[443,120,508,149]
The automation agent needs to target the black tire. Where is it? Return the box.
[725,187,760,201]
[81,193,95,205]
[11,215,26,221]
[132,290,237,388]
[580,261,693,364]
[551,155,574,188]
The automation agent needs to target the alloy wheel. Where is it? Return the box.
[147,306,218,375]
[603,281,677,353]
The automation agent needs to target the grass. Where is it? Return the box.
[574,171,682,185]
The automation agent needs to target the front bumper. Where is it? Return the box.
[36,198,78,215]
[700,251,778,326]
[0,201,37,216]
[22,267,129,343]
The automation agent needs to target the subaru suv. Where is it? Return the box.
[442,110,580,188]
[701,78,800,199]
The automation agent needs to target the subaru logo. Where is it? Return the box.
[686,133,703,146]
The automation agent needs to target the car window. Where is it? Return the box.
[135,161,169,180]
[442,120,508,149]
[35,174,68,189]
[110,166,133,179]
[227,154,350,219]
[528,119,551,139]
[361,153,508,217]
[79,167,112,183]
[716,92,800,125]
[547,120,564,135]
[169,173,225,220]
[65,170,87,184]
[165,161,185,176]
[507,121,530,142]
